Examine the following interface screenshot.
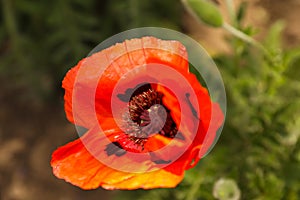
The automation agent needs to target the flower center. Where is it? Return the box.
[123,87,178,147]
[140,104,167,136]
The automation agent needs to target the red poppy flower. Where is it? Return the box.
[51,36,224,190]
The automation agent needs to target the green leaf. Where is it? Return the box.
[263,20,285,51]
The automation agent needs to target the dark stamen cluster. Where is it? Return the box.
[159,114,178,138]
[123,88,179,148]
[129,89,162,123]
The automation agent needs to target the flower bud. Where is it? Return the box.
[187,0,223,27]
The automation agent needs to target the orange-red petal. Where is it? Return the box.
[63,37,189,129]
[51,127,184,190]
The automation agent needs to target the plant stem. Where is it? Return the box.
[222,22,272,59]
[225,0,236,25]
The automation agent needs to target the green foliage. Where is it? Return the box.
[105,0,182,30]
[216,20,300,200]
[0,0,182,104]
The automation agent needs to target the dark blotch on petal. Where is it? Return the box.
[75,125,88,137]
[117,83,151,102]
[150,152,172,164]
[105,142,127,157]
[175,131,185,140]
[153,159,172,164]
[185,93,199,119]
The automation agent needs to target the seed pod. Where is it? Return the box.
[186,0,223,27]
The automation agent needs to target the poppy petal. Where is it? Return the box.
[102,169,183,190]
[62,61,81,125]
[64,37,190,129]
[153,61,223,169]
[62,52,112,128]
[51,127,184,190]
[198,102,224,158]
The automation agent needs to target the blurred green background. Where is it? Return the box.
[0,0,300,199]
